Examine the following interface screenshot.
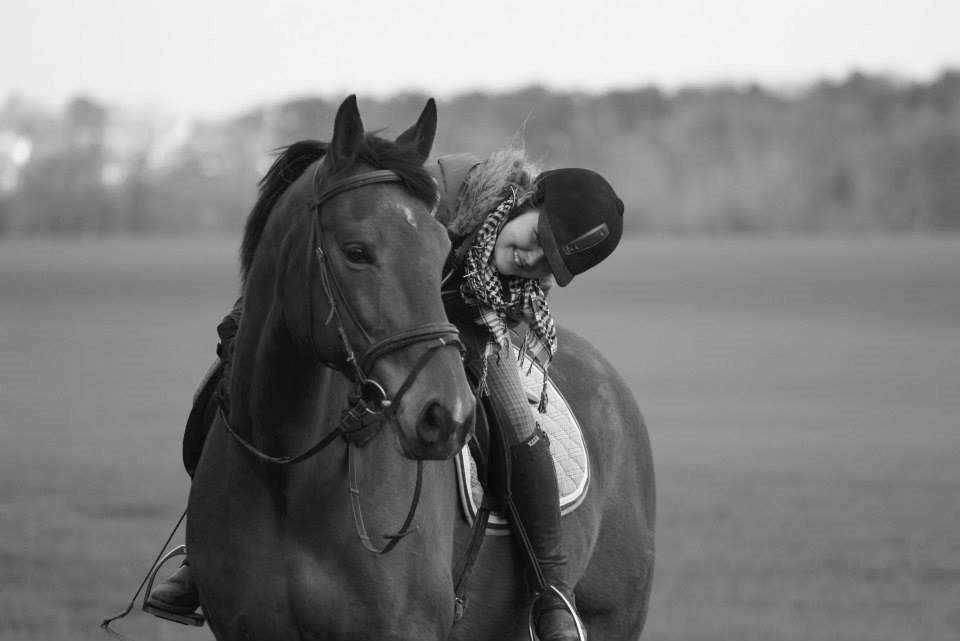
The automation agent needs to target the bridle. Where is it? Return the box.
[306,165,464,418]
[223,160,465,553]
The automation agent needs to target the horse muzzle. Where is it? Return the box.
[357,324,475,460]
[404,395,476,460]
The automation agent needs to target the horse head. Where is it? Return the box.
[235,95,475,461]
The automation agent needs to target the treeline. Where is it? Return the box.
[1,70,959,235]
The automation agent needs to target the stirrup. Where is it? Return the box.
[142,544,205,626]
[527,584,586,641]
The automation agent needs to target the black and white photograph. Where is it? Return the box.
[1,2,958,640]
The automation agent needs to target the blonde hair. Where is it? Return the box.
[448,148,541,237]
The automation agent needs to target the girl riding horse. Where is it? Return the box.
[430,150,624,641]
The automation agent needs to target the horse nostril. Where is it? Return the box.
[417,402,448,444]
[417,398,475,450]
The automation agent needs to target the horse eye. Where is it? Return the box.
[342,244,373,264]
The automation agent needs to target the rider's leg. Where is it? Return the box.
[145,360,217,616]
[484,354,581,641]
[146,299,243,619]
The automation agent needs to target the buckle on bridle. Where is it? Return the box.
[340,379,392,445]
[355,379,392,414]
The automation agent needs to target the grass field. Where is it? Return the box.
[1,235,958,641]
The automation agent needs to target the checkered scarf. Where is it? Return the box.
[460,186,557,411]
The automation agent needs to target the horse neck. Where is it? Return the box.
[229,286,345,456]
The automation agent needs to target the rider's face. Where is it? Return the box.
[492,210,552,280]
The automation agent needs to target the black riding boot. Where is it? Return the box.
[145,558,201,616]
[509,431,582,641]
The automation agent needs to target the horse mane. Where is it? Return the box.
[240,134,439,283]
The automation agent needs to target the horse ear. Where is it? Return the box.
[329,95,365,173]
[394,98,437,164]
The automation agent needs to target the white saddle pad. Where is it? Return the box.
[455,350,590,534]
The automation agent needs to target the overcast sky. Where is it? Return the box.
[2,0,958,117]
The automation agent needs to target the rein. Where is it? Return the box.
[223,162,464,554]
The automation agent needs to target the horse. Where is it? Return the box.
[187,95,655,641]
[187,95,477,640]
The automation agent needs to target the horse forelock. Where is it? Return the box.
[240,134,439,285]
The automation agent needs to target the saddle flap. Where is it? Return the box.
[456,348,590,533]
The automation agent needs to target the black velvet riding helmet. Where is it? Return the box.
[533,168,624,286]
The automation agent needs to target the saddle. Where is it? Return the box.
[182,303,241,477]
[182,358,225,478]
[457,346,589,533]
